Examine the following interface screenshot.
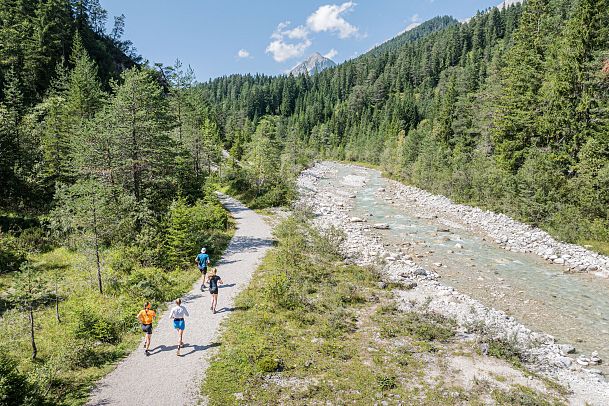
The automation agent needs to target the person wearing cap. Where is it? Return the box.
[195,247,211,289]
[137,302,156,356]
[169,298,190,356]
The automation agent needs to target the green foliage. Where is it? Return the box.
[164,196,229,269]
[203,0,609,252]
[71,306,119,344]
[203,217,564,405]
[0,234,27,275]
[0,352,43,406]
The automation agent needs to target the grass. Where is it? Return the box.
[580,240,609,257]
[202,215,568,405]
[0,226,234,405]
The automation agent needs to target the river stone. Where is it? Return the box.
[373,223,390,230]
[455,243,464,249]
[555,356,573,368]
[559,344,576,355]
[350,217,365,223]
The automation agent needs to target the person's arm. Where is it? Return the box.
[137,311,142,323]
[184,307,190,317]
[195,256,199,265]
[206,257,210,265]
[218,278,223,285]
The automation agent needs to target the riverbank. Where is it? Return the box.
[297,161,609,405]
[202,215,567,405]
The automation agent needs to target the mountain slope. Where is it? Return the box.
[290,52,337,75]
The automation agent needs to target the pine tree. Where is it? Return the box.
[493,0,551,170]
[67,32,103,121]
[9,262,49,360]
[50,179,116,294]
[104,68,175,204]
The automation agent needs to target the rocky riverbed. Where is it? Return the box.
[297,161,609,406]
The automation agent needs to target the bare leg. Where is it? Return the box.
[212,294,218,313]
[145,333,151,351]
[176,329,182,356]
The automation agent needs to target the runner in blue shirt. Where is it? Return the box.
[195,247,210,289]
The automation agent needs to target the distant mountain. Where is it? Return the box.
[290,53,336,76]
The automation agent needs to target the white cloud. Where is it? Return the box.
[266,21,312,62]
[266,2,360,64]
[324,48,338,59]
[306,2,359,39]
[237,49,251,59]
[286,25,308,40]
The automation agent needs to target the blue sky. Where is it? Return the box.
[99,0,504,81]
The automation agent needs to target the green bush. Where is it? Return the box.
[0,234,26,275]
[15,227,55,254]
[376,374,397,391]
[0,352,43,406]
[256,355,281,373]
[164,197,229,269]
[72,307,120,344]
[263,273,299,309]
[250,185,293,209]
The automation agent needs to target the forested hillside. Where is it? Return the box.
[202,0,609,252]
[0,2,234,404]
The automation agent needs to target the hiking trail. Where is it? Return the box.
[87,194,273,406]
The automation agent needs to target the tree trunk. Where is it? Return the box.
[29,305,37,360]
[55,277,61,323]
[55,278,61,322]
[93,205,103,295]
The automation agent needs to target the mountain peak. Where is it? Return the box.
[290,53,336,76]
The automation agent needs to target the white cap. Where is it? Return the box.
[201,248,206,253]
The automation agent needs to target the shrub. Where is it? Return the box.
[376,374,397,391]
[264,273,299,309]
[0,352,43,406]
[0,234,26,275]
[164,197,229,269]
[256,356,281,373]
[72,307,120,344]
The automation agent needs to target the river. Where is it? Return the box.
[319,164,609,371]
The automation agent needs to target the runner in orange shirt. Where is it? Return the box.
[137,302,157,355]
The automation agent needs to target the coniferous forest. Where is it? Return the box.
[0,1,234,403]
[0,0,608,404]
[204,0,609,251]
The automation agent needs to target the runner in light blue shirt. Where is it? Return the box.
[195,247,210,288]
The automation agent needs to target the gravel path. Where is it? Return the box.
[87,194,274,406]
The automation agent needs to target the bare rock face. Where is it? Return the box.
[290,52,336,76]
